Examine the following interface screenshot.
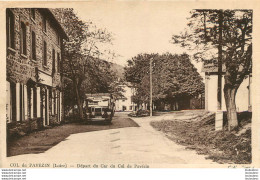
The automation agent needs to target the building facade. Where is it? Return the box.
[115,84,137,112]
[6,8,68,137]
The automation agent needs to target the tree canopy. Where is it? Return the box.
[172,9,252,130]
[53,8,121,118]
[172,10,252,73]
[125,53,204,107]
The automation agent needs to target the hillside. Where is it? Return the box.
[109,62,125,79]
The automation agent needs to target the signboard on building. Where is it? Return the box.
[38,70,52,86]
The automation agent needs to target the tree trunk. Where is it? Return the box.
[224,84,238,131]
[170,99,174,111]
[74,81,84,121]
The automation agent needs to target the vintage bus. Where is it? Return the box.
[85,93,115,122]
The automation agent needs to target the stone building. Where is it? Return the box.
[6,8,68,137]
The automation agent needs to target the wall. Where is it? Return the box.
[6,8,64,139]
[7,8,62,84]
[205,74,251,112]
[115,85,136,111]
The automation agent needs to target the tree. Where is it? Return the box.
[53,8,115,120]
[172,10,252,130]
[124,53,153,107]
[125,53,204,110]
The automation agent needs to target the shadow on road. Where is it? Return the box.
[7,113,139,157]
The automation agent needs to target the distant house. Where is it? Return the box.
[115,83,137,112]
[6,8,68,136]
[202,63,252,112]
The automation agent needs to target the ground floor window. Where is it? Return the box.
[7,82,62,123]
[57,91,60,121]
[49,88,52,115]
[27,86,31,118]
[33,87,37,118]
[40,87,44,119]
[53,91,56,115]
[19,84,24,121]
[10,82,16,122]
[45,88,48,125]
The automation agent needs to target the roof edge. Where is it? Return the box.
[38,8,69,40]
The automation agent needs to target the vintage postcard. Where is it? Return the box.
[0,1,259,168]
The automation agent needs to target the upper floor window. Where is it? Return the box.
[43,41,47,66]
[31,9,36,20]
[52,49,55,73]
[31,31,36,60]
[21,22,27,55]
[6,9,15,49]
[57,52,60,73]
[57,34,60,46]
[42,16,47,32]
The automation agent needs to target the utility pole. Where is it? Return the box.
[217,10,223,110]
[215,9,223,131]
[150,57,153,117]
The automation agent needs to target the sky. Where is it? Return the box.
[74,2,203,74]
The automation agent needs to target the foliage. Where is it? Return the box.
[172,10,252,129]
[108,78,126,100]
[53,8,119,119]
[63,77,76,115]
[124,53,204,106]
[172,9,252,73]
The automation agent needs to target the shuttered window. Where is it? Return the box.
[43,41,47,66]
[6,10,15,49]
[31,31,36,60]
[21,22,27,55]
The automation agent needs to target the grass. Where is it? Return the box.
[7,114,139,157]
[150,112,251,164]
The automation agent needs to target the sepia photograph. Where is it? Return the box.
[1,1,260,170]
